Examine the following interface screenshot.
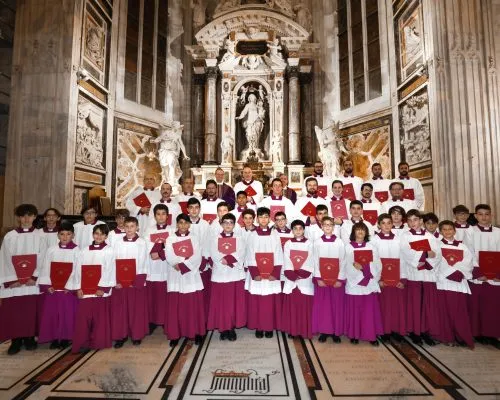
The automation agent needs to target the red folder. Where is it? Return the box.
[363,210,378,226]
[150,231,169,243]
[202,214,217,224]
[354,249,373,264]
[380,258,400,287]
[319,257,339,286]
[245,185,257,197]
[270,205,285,222]
[410,239,431,252]
[403,188,415,200]
[81,264,101,295]
[374,191,389,203]
[255,252,274,278]
[441,248,463,267]
[331,200,348,219]
[179,201,188,214]
[237,213,245,227]
[301,201,316,217]
[317,185,328,198]
[116,259,136,288]
[280,236,291,249]
[173,239,194,258]
[290,250,308,271]
[343,183,356,201]
[218,237,236,255]
[133,192,152,208]
[167,214,173,226]
[478,251,500,279]
[50,262,73,290]
[11,254,37,284]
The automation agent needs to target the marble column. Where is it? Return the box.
[288,66,301,164]
[192,74,205,167]
[425,0,500,217]
[204,66,218,164]
[300,72,313,165]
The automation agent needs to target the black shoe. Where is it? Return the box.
[332,335,341,343]
[169,339,179,347]
[50,340,60,349]
[287,334,294,339]
[318,334,328,343]
[113,338,126,349]
[194,335,204,345]
[149,323,157,335]
[488,337,500,348]
[370,340,379,347]
[228,330,237,341]
[255,330,264,338]
[379,334,390,343]
[78,347,91,353]
[23,337,37,351]
[59,340,71,349]
[265,331,273,338]
[391,332,404,342]
[350,338,359,344]
[409,332,423,345]
[132,340,142,346]
[220,331,228,340]
[421,333,436,346]
[7,338,22,355]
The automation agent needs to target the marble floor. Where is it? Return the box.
[0,329,498,400]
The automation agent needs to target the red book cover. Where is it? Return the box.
[441,248,464,267]
[167,214,173,226]
[202,214,217,224]
[81,264,101,295]
[343,183,356,201]
[330,200,348,219]
[374,191,389,203]
[50,261,73,290]
[280,236,291,249]
[410,239,431,252]
[237,213,245,227]
[290,249,308,271]
[116,259,137,288]
[363,210,378,226]
[245,185,257,197]
[380,258,400,287]
[150,231,169,243]
[478,251,500,279]
[403,188,415,200]
[270,205,285,221]
[301,201,316,217]
[255,252,274,278]
[179,201,188,214]
[11,254,37,284]
[317,185,328,198]
[173,239,194,258]
[133,192,152,208]
[354,249,373,264]
[218,237,236,255]
[319,257,339,286]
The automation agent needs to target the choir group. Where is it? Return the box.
[0,160,498,356]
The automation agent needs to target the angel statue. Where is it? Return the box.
[237,93,266,160]
[150,121,190,187]
[270,130,283,163]
[314,122,348,178]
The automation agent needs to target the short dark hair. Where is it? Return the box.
[124,216,138,225]
[80,206,97,215]
[93,223,109,235]
[332,179,343,187]
[398,161,409,168]
[153,203,169,215]
[176,213,191,223]
[305,176,318,186]
[59,222,75,233]
[452,204,469,214]
[257,207,270,217]
[361,183,373,191]
[274,211,286,219]
[15,204,38,217]
[439,220,456,231]
[291,219,305,229]
[349,222,370,242]
[388,205,406,217]
[423,212,439,224]
[475,203,491,213]
[406,209,421,219]
[242,209,255,218]
[43,208,61,218]
[271,178,282,186]
[371,163,381,169]
[221,213,236,223]
[115,208,130,218]
[350,200,363,209]
[316,204,328,213]
[377,213,392,224]
[389,181,404,190]
[187,197,201,207]
[236,191,247,197]
[206,179,217,188]
[217,201,230,211]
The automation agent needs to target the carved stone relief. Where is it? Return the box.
[73,187,88,214]
[76,95,105,170]
[82,2,108,84]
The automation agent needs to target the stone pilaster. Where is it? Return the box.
[192,74,205,167]
[204,66,218,164]
[287,66,301,164]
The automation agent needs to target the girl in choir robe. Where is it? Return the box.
[436,220,474,348]
[371,214,407,341]
[388,206,408,239]
[345,222,383,345]
[312,217,347,343]
[400,209,442,346]
[107,209,129,246]
[339,201,375,245]
[467,204,500,345]
[452,205,473,245]
[305,205,330,242]
[67,224,115,353]
[36,222,79,349]
[38,208,62,251]
[143,203,171,334]
[0,204,44,355]
[164,214,205,347]
[111,217,149,348]
[207,213,247,341]
[281,220,314,339]
[245,207,284,338]
[73,206,106,249]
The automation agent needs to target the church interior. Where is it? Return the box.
[0,0,499,399]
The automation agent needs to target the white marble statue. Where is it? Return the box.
[314,122,348,178]
[191,0,206,32]
[270,130,283,163]
[150,121,190,187]
[294,4,312,33]
[214,0,240,15]
[220,134,234,164]
[237,93,266,160]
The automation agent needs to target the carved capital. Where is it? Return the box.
[287,66,300,80]
[206,66,219,80]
